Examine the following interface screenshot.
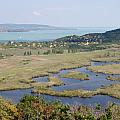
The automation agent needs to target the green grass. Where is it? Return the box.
[60,71,89,80]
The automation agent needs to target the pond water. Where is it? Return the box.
[91,61,120,67]
[33,76,49,82]
[0,61,120,106]
[51,66,119,91]
[1,89,120,107]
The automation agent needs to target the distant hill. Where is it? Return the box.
[102,28,120,43]
[55,28,120,43]
[0,24,65,32]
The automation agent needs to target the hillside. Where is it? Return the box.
[55,28,120,44]
[102,28,120,42]
[0,24,58,32]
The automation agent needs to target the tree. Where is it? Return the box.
[43,50,51,55]
[24,52,26,56]
[38,51,40,55]
[68,49,71,53]
[27,51,29,56]
[29,51,32,55]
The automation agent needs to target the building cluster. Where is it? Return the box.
[2,39,99,49]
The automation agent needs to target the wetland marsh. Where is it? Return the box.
[0,59,120,106]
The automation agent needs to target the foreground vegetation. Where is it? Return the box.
[0,97,18,120]
[1,95,120,120]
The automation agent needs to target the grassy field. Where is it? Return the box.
[60,71,89,80]
[0,47,47,56]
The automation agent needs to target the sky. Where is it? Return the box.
[0,0,120,27]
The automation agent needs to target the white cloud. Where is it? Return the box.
[32,11,41,16]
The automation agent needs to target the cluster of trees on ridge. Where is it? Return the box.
[55,28,120,44]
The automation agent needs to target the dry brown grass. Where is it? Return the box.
[97,83,120,99]
[88,64,120,74]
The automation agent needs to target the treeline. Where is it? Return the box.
[22,47,108,56]
[24,51,32,56]
[43,49,64,55]
[23,49,64,56]
[0,53,3,59]
[67,44,107,53]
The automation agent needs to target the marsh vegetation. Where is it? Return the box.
[60,71,89,80]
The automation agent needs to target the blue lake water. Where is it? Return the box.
[0,27,115,42]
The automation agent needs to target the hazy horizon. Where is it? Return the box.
[0,0,120,27]
[0,23,117,28]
